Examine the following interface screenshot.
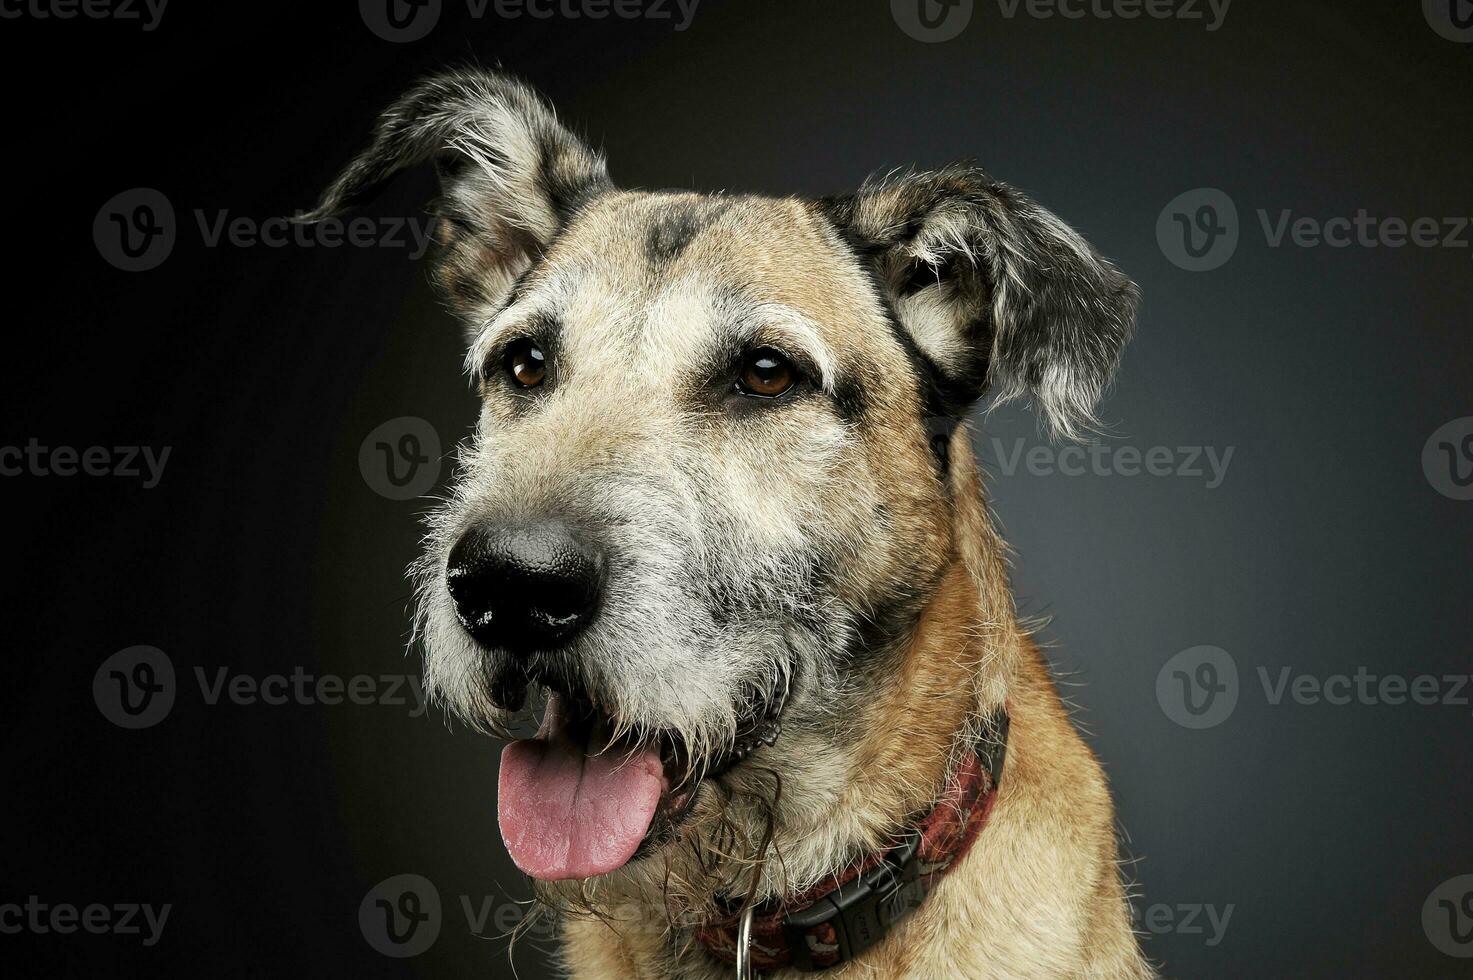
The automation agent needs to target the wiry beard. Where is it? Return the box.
[407,435,853,781]
[524,758,786,940]
[407,429,872,941]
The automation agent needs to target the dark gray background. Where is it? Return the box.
[2,1,1470,976]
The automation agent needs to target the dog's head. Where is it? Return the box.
[307,69,1137,890]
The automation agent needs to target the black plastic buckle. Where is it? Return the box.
[781,829,930,971]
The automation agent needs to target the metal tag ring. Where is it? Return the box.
[735,904,755,980]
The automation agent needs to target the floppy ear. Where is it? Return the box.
[299,68,612,319]
[822,166,1139,440]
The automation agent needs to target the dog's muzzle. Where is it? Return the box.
[442,518,791,885]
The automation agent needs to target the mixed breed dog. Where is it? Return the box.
[307,68,1151,978]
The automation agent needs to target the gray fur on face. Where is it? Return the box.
[410,224,875,773]
[410,413,841,773]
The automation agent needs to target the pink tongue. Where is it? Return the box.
[497,697,666,881]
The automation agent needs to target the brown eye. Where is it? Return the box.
[505,339,547,388]
[738,348,796,398]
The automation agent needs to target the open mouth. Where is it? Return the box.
[496,683,787,882]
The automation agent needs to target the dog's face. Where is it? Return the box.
[309,70,1137,887]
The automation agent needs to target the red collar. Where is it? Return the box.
[694,707,1009,973]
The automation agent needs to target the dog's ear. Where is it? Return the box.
[822,167,1139,440]
[299,68,612,319]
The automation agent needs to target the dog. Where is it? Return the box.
[305,68,1154,979]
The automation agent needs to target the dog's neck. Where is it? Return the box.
[759,548,1017,903]
[557,449,1028,973]
[765,441,1020,894]
[556,447,1149,978]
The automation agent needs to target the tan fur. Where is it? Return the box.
[558,439,1152,979]
[307,68,1150,979]
[462,195,1152,978]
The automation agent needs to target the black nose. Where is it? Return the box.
[446,522,606,653]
